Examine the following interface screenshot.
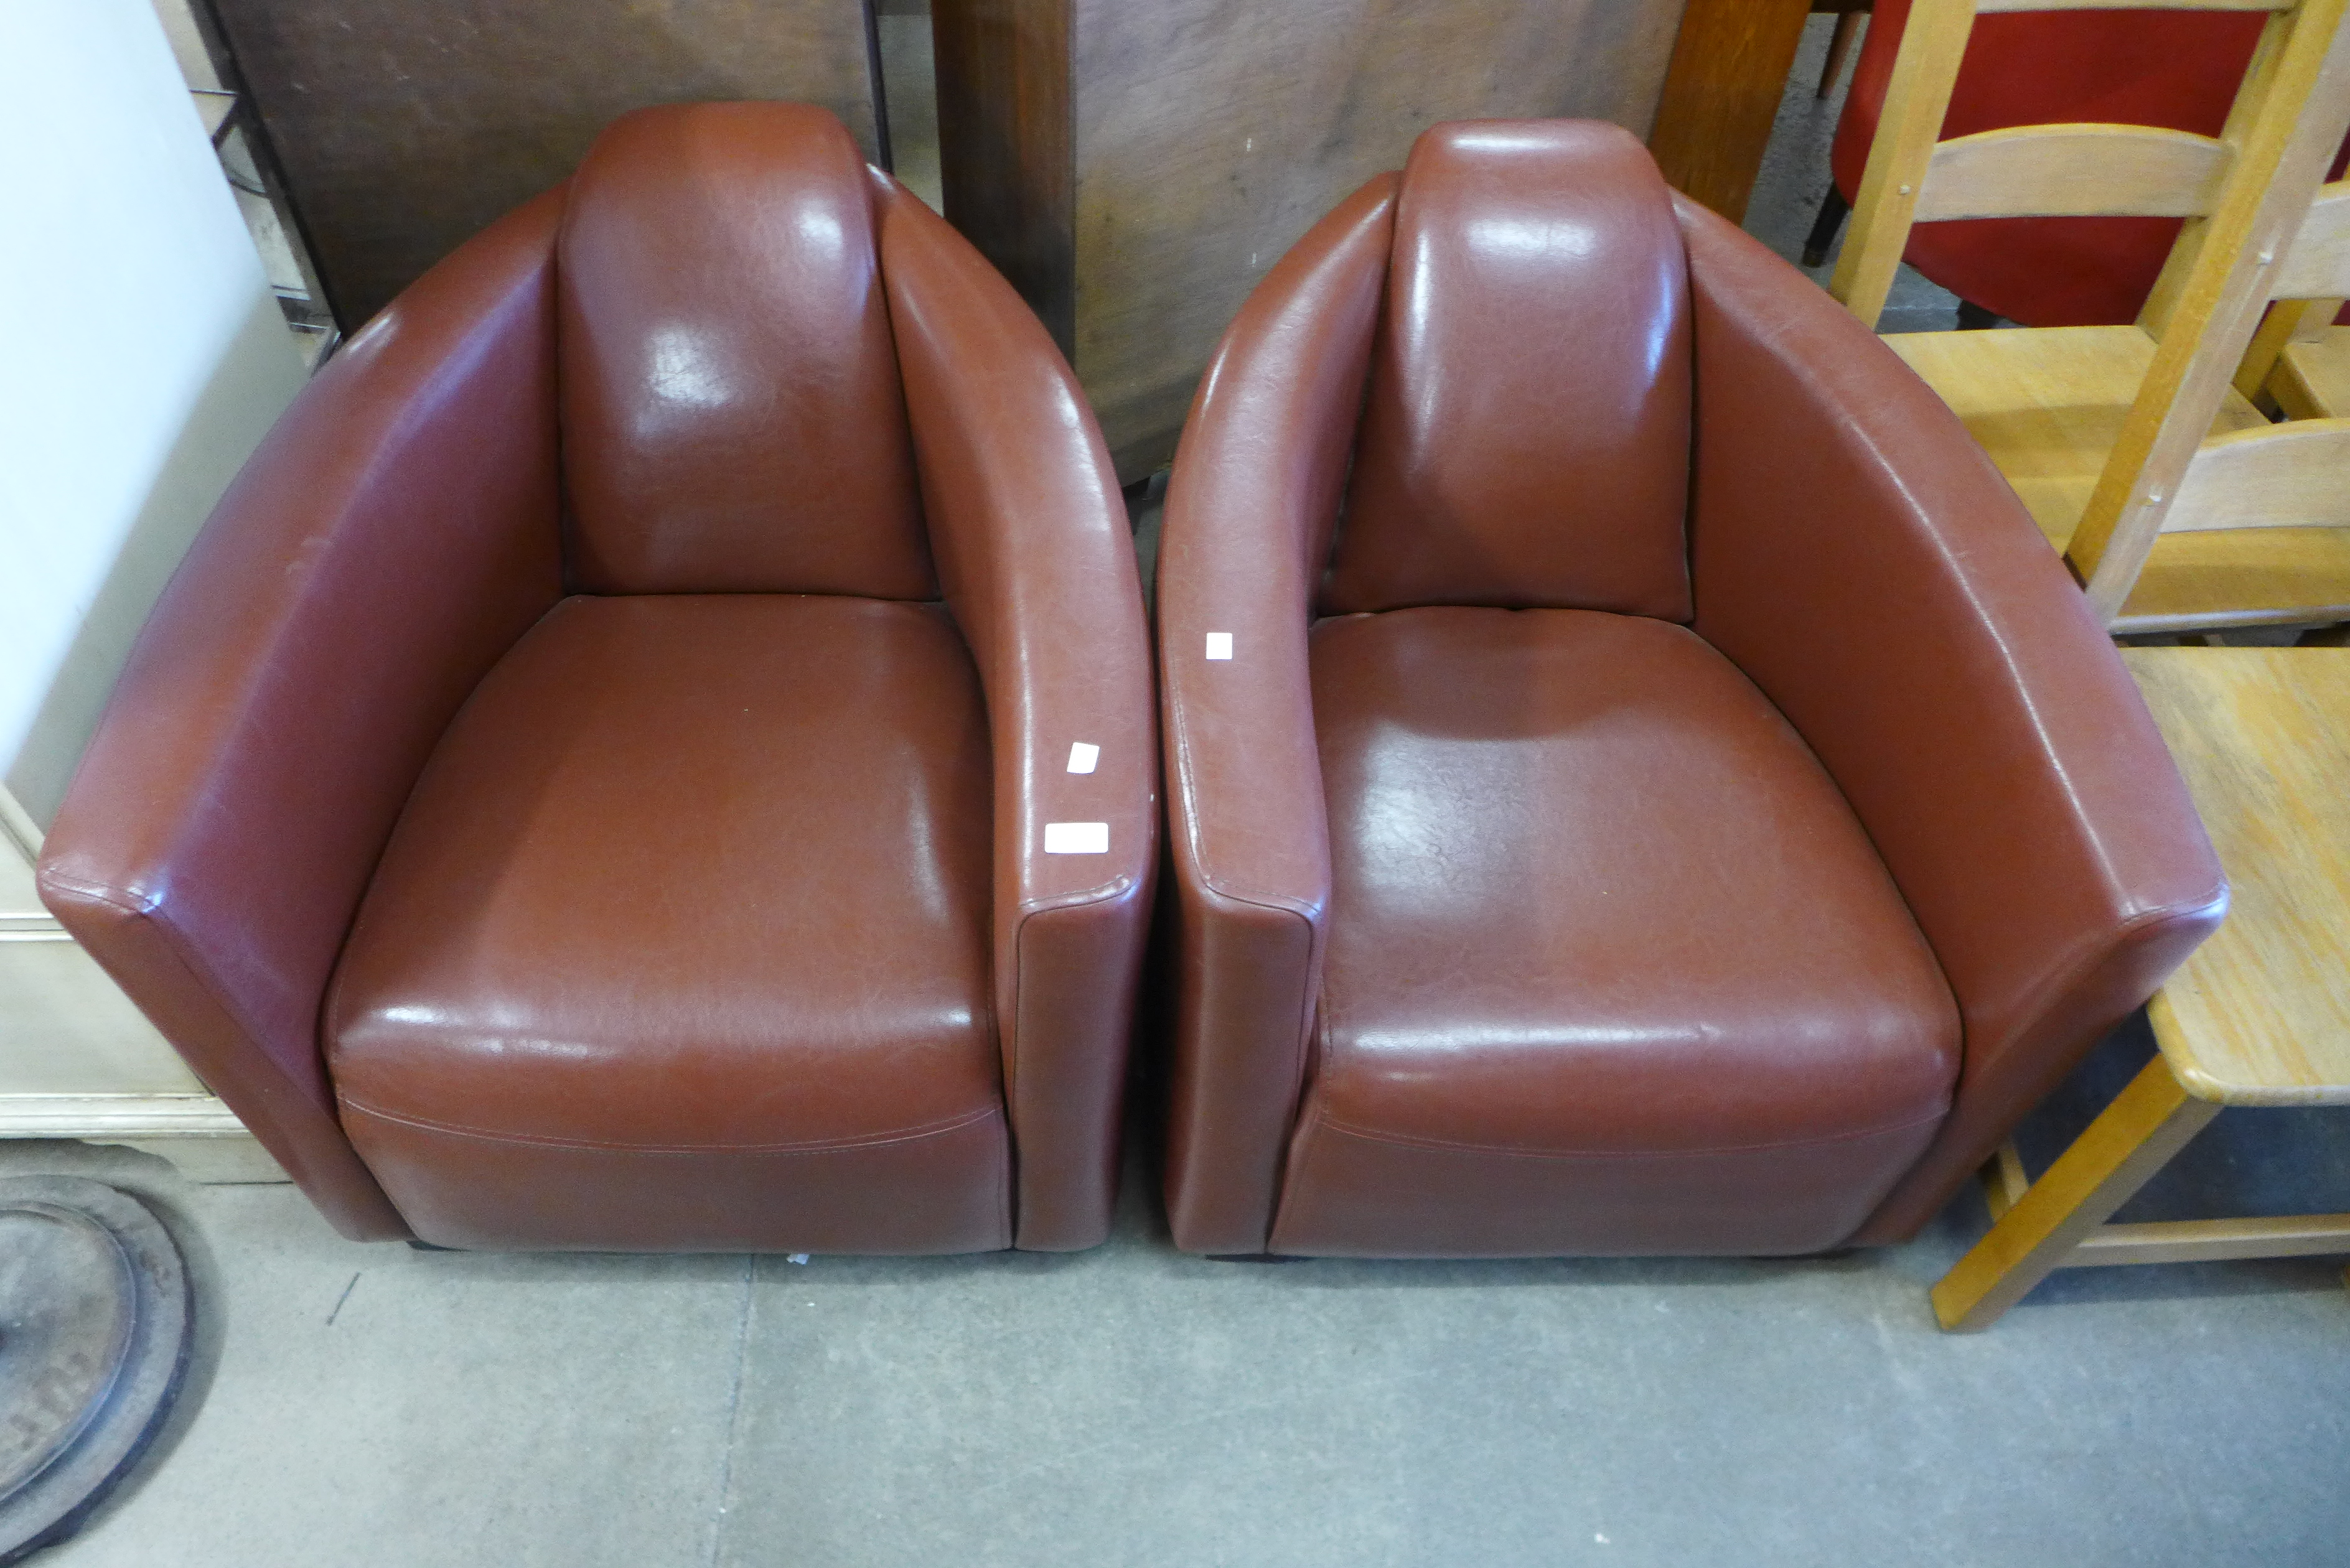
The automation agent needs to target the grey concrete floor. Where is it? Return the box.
[18,12,2350,1567]
[14,1019,2350,1568]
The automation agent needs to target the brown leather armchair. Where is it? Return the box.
[1155,120,2226,1259]
[39,104,1156,1254]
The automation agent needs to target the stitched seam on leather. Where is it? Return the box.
[39,871,161,920]
[35,873,406,1228]
[1267,1098,1336,1248]
[1892,896,2227,1228]
[1855,902,2221,1247]
[1166,649,1319,920]
[1166,688,1322,1249]
[1950,893,2227,1092]
[1002,877,1133,1113]
[1164,653,1324,1255]
[2115,891,2230,952]
[45,873,315,1108]
[1014,873,1136,923]
[1219,889,1321,1248]
[1314,1108,1949,1162]
[338,1099,1002,1155]
[1005,872,1145,1245]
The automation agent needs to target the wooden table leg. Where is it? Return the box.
[1931,1054,2222,1332]
[1647,0,1815,224]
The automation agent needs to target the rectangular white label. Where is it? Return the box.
[1204,632,1234,660]
[1066,742,1100,774]
[1043,821,1110,854]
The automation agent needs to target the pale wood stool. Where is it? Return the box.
[1932,647,2350,1332]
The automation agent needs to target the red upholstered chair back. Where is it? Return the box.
[1832,0,2350,328]
[1323,121,1693,621]
[555,103,935,597]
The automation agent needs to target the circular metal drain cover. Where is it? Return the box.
[0,1178,191,1563]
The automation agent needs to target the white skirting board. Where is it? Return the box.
[2,788,289,1185]
[0,1094,289,1183]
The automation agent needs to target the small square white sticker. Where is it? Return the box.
[1204,632,1234,660]
[1066,742,1100,774]
[1043,821,1109,854]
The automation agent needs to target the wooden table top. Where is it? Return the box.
[2124,646,2350,1106]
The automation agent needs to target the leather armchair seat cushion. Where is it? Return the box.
[327,593,1010,1253]
[1268,608,1962,1258]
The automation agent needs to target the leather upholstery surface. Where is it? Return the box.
[875,174,1159,1250]
[44,104,1151,1255]
[1326,121,1692,620]
[37,189,569,1241]
[1158,174,1397,1255]
[1273,608,1956,1256]
[1675,196,2227,1243]
[558,104,933,597]
[329,594,1008,1253]
[1158,119,2226,1258]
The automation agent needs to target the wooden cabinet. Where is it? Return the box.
[202,0,891,327]
[934,0,1691,479]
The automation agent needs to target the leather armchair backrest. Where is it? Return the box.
[556,103,935,597]
[1324,120,1693,620]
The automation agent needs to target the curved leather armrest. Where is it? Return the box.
[1674,195,2227,1245]
[874,175,1157,1251]
[35,192,568,1242]
[1156,175,1398,1254]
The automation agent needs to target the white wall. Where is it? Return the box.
[0,0,307,829]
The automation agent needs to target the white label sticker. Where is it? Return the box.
[1066,742,1100,774]
[1204,632,1234,660]
[1043,821,1110,854]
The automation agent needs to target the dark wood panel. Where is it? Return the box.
[932,0,1074,355]
[207,0,886,327]
[1647,0,1812,224]
[937,0,1688,480]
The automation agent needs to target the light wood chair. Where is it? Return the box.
[2064,177,2350,617]
[2242,187,2350,416]
[1830,0,2350,632]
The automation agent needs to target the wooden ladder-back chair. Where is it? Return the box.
[2069,176,2350,616]
[2243,182,2350,415]
[1831,0,2350,632]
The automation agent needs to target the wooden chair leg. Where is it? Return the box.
[1978,1140,2031,1221]
[1818,8,1865,98]
[1930,1053,2221,1332]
